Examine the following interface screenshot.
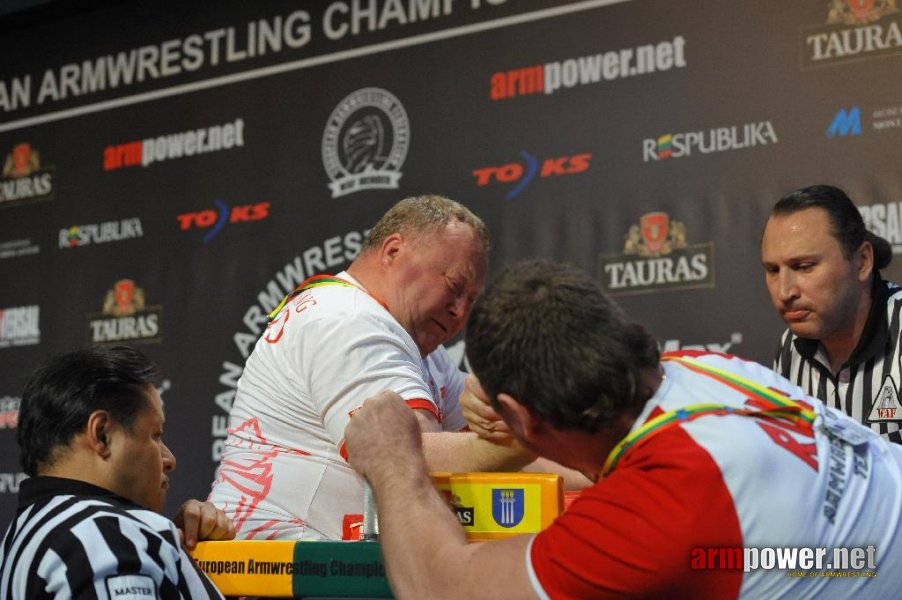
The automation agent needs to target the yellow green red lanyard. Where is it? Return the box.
[267,275,363,322]
[601,356,817,477]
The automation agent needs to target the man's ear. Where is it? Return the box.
[496,393,541,442]
[86,410,113,458]
[856,239,875,282]
[379,233,404,266]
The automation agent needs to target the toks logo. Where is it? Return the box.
[599,212,715,295]
[86,279,163,344]
[802,0,902,68]
[473,152,591,200]
[0,143,54,207]
[177,200,270,243]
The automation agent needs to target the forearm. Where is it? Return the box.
[370,450,472,597]
[523,457,594,490]
[421,431,536,473]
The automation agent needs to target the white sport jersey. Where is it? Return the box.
[529,351,902,599]
[208,272,467,540]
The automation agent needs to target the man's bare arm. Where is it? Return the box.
[346,392,538,599]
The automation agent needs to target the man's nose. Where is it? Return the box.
[162,442,177,472]
[778,270,799,302]
[448,294,469,319]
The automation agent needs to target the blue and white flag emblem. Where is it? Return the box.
[492,488,524,528]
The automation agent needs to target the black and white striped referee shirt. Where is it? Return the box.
[774,276,902,444]
[0,476,223,599]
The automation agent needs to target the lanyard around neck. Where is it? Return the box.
[601,356,817,477]
[267,275,365,322]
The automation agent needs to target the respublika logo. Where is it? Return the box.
[644,121,778,162]
[802,0,902,69]
[599,212,715,295]
[0,396,19,430]
[87,279,162,344]
[59,218,144,249]
[322,88,409,198]
[103,118,245,170]
[0,305,40,348]
[491,35,686,101]
[827,107,862,137]
[177,200,271,242]
[0,143,54,207]
[472,152,591,200]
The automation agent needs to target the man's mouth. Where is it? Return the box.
[782,308,810,322]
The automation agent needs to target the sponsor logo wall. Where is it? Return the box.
[0,0,900,524]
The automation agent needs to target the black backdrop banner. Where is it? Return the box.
[2,0,901,524]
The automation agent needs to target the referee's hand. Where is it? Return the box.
[174,499,236,551]
[461,374,513,443]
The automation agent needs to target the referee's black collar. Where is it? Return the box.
[793,272,893,368]
[18,475,142,511]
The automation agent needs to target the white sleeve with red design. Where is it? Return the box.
[300,310,441,453]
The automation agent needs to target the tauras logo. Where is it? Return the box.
[643,121,777,162]
[60,218,144,248]
[87,279,162,344]
[802,0,902,69]
[0,305,40,348]
[0,143,54,207]
[599,212,715,295]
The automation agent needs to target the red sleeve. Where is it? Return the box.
[529,427,744,599]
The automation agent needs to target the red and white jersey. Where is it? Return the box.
[208,272,467,540]
[528,351,902,599]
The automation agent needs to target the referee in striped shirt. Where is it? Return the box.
[0,346,233,598]
[762,184,902,444]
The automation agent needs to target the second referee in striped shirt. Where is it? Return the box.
[762,184,902,444]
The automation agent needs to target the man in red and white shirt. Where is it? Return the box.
[345,259,902,598]
[209,196,549,539]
